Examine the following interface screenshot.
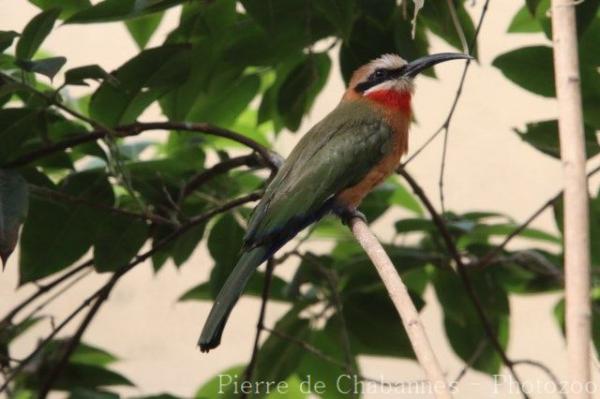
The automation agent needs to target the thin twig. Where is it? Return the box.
[0,260,93,327]
[348,217,452,398]
[398,168,529,399]
[242,258,275,398]
[180,153,264,200]
[513,359,567,399]
[28,185,175,226]
[402,0,490,168]
[476,164,600,269]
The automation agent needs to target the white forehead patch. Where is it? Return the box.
[369,54,406,70]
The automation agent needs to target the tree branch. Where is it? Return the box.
[242,258,275,398]
[0,260,93,327]
[347,217,452,399]
[397,167,530,399]
[3,121,281,172]
[551,0,592,394]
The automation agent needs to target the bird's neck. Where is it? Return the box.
[365,89,412,116]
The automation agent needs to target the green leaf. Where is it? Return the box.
[0,31,19,53]
[277,53,331,131]
[16,8,60,60]
[68,389,119,399]
[29,0,92,20]
[90,45,190,126]
[208,214,245,297]
[296,326,357,399]
[126,12,165,49]
[179,272,290,302]
[433,268,509,374]
[313,0,356,40]
[252,307,310,397]
[419,0,477,53]
[508,6,542,33]
[15,57,67,80]
[526,0,541,14]
[194,365,244,399]
[514,119,599,160]
[64,64,118,86]
[23,364,133,391]
[0,170,28,267]
[65,0,183,24]
[70,342,119,367]
[492,46,555,97]
[93,214,148,272]
[19,170,114,283]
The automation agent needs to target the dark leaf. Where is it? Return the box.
[19,170,113,283]
[16,8,60,60]
[29,0,92,20]
[194,365,244,399]
[419,0,477,53]
[66,0,183,24]
[126,12,165,49]
[15,56,67,80]
[68,388,120,399]
[492,46,555,97]
[0,169,28,267]
[252,307,310,397]
[514,119,599,159]
[313,0,356,40]
[433,268,509,374]
[526,0,541,14]
[65,64,118,86]
[23,363,133,391]
[179,272,290,302]
[508,6,542,33]
[0,31,19,53]
[208,214,245,297]
[90,45,191,126]
[277,53,331,131]
[93,214,148,272]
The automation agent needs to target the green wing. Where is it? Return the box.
[245,100,393,247]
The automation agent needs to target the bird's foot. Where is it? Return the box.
[335,207,367,226]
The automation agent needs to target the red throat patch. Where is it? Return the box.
[365,90,412,115]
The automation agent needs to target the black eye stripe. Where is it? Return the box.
[354,66,405,93]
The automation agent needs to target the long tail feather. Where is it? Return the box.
[198,245,269,352]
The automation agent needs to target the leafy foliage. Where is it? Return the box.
[0,0,597,397]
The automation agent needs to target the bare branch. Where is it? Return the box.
[3,121,281,172]
[242,258,275,398]
[551,0,592,394]
[347,217,452,399]
[0,260,93,327]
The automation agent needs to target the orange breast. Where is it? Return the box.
[336,91,411,208]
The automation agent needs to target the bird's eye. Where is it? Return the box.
[373,69,387,79]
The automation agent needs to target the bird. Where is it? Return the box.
[199,52,472,352]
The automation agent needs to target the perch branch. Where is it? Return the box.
[551,0,592,395]
[347,217,452,399]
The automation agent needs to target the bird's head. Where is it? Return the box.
[346,53,473,110]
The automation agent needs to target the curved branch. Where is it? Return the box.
[347,217,452,399]
[3,121,281,172]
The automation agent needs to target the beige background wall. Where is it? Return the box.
[1,1,599,398]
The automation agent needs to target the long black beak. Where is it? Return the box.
[403,53,473,78]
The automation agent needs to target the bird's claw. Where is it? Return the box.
[335,208,367,226]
